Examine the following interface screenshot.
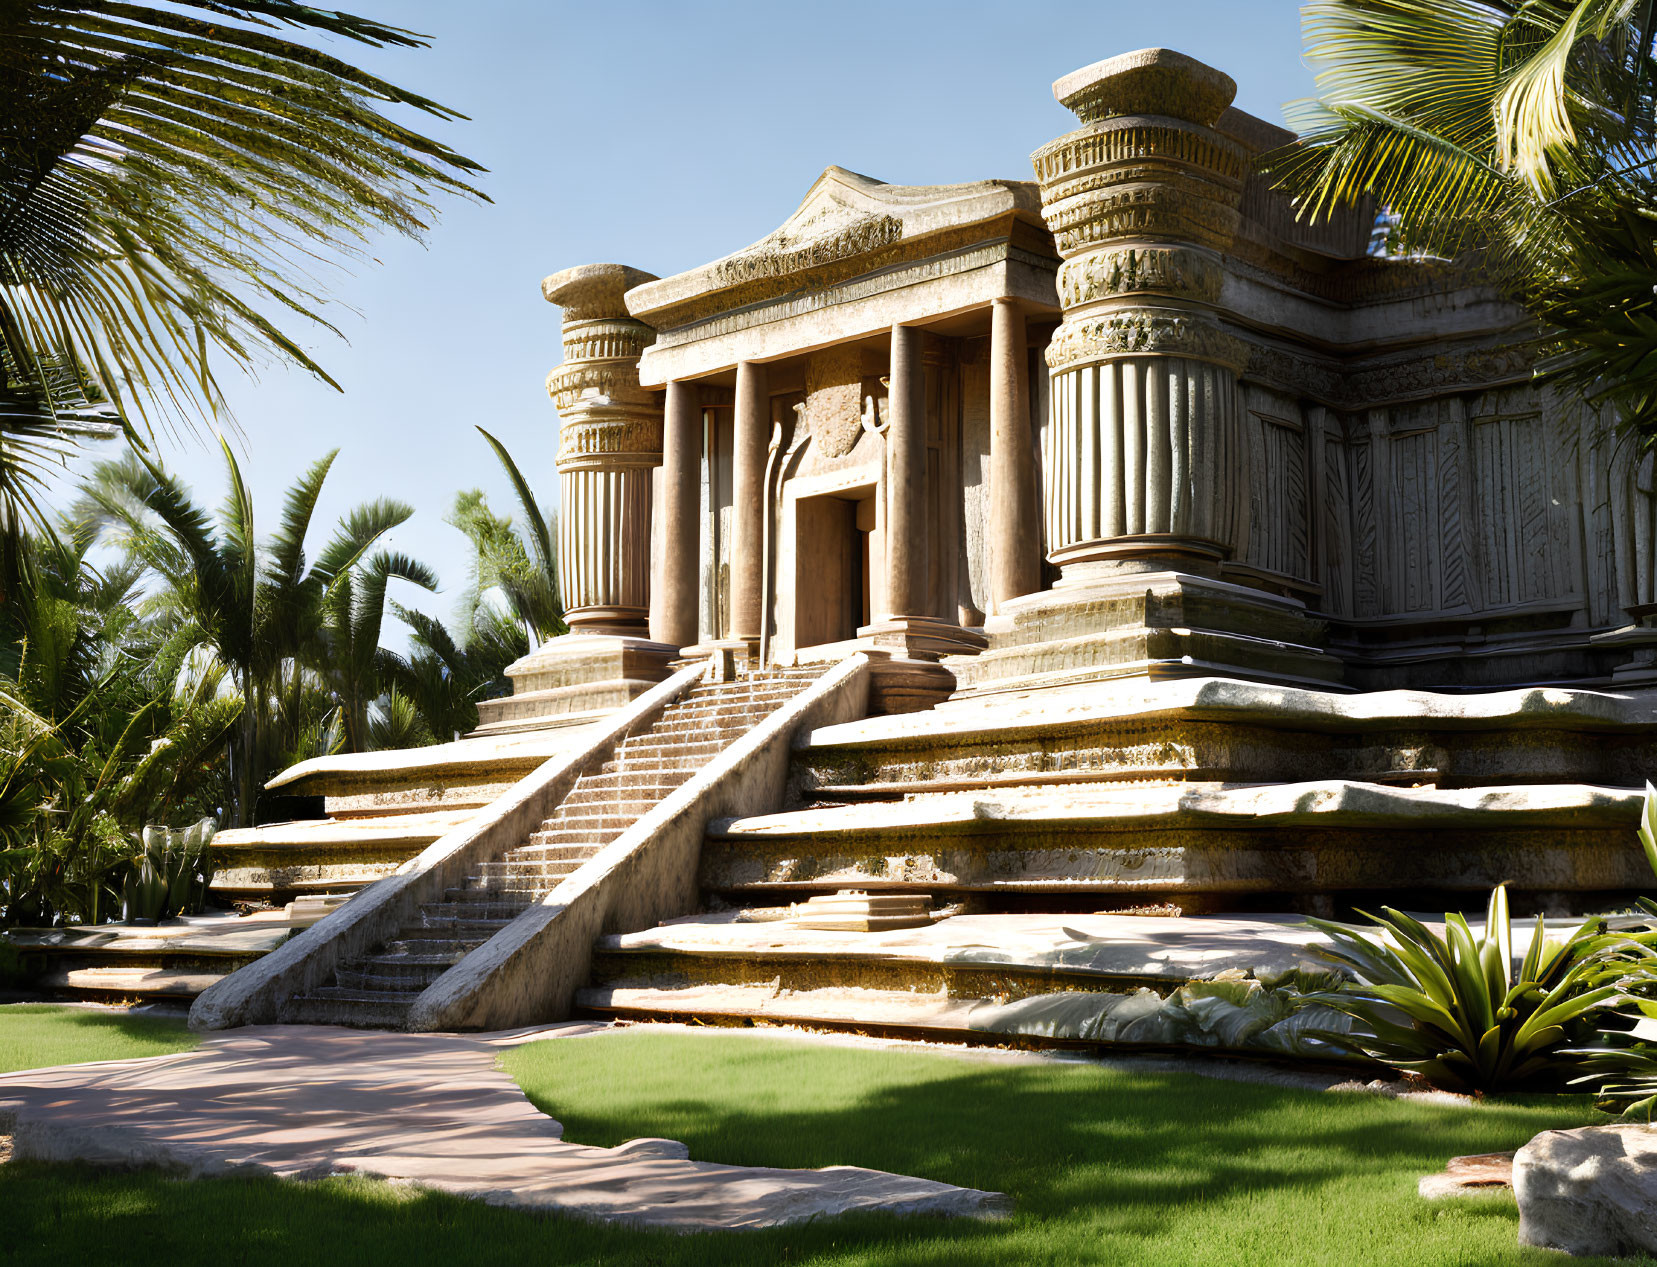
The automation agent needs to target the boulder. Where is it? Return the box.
[1515,1125,1657,1255]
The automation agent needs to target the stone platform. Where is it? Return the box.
[213,721,605,903]
[0,1024,1009,1228]
[739,676,1657,914]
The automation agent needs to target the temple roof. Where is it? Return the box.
[624,166,1044,329]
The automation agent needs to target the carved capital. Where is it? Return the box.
[1053,47,1237,128]
[1046,308,1250,375]
[554,408,664,472]
[545,362,656,412]
[1057,246,1223,311]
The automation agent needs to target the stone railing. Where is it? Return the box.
[188,662,711,1031]
[406,654,873,1031]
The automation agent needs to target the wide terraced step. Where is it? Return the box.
[281,664,825,1029]
[575,909,1358,1063]
[701,780,1649,914]
[789,677,1657,800]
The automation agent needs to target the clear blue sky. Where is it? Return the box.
[47,0,1318,648]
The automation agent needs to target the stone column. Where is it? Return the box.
[989,299,1039,609]
[948,50,1342,698]
[729,361,769,643]
[885,323,927,617]
[1031,48,1251,580]
[472,262,680,734]
[650,379,700,649]
[543,263,663,635]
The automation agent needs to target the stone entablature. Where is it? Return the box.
[626,168,1060,387]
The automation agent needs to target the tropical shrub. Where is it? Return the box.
[1303,885,1653,1093]
[121,820,216,925]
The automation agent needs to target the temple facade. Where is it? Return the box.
[478,46,1654,733]
[178,48,1657,1040]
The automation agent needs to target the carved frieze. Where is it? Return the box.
[1242,339,1541,409]
[1042,183,1242,256]
[545,362,656,412]
[559,317,655,366]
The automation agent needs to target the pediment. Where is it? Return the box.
[626,166,1043,325]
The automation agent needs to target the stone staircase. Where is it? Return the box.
[280,666,823,1029]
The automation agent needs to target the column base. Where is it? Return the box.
[856,616,989,659]
[472,633,680,734]
[1590,616,1657,687]
[944,569,1346,699]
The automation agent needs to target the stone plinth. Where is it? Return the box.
[948,569,1342,696]
[476,632,679,733]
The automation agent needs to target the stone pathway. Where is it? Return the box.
[0,1023,1008,1229]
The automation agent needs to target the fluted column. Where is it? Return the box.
[543,263,662,636]
[1031,48,1250,579]
[885,323,927,617]
[650,379,700,648]
[730,360,769,641]
[989,299,1039,609]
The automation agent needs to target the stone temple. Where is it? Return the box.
[170,49,1657,1046]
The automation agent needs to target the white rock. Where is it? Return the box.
[1515,1125,1657,1255]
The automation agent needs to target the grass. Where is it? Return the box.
[0,1008,1640,1265]
[0,1002,197,1071]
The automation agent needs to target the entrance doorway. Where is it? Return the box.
[794,490,874,649]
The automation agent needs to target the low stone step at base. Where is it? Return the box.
[282,987,416,1030]
[32,966,229,1001]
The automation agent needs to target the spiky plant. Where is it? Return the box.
[1304,885,1652,1093]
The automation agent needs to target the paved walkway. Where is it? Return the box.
[0,1024,1008,1229]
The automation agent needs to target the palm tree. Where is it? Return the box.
[1268,0,1657,435]
[466,427,565,647]
[83,442,425,824]
[389,599,528,742]
[1,2,483,529]
[315,548,437,752]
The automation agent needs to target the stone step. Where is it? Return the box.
[399,915,518,939]
[596,759,713,780]
[481,844,594,866]
[574,911,1355,1061]
[282,987,415,1030]
[381,933,494,957]
[528,818,613,838]
[419,900,530,923]
[557,792,682,817]
[559,773,689,798]
[334,957,454,991]
[793,677,1657,794]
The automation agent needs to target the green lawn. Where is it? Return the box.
[0,1006,1640,1265]
[0,1002,198,1071]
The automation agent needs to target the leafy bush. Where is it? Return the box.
[1303,885,1652,1093]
